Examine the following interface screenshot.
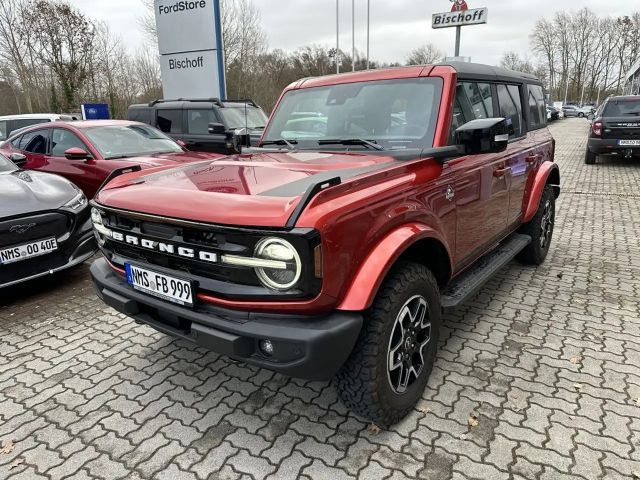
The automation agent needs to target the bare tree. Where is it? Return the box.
[406,44,444,65]
[23,0,95,111]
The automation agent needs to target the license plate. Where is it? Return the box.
[125,263,194,306]
[618,140,640,146]
[0,237,57,265]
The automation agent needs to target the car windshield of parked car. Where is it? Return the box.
[603,99,640,117]
[262,77,443,150]
[220,106,268,129]
[0,153,17,173]
[82,124,183,159]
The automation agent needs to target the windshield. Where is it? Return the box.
[0,153,17,173]
[220,106,268,129]
[603,99,640,117]
[82,124,183,159]
[262,77,443,150]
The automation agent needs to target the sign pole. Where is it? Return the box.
[366,0,370,69]
[336,0,340,74]
[454,25,461,57]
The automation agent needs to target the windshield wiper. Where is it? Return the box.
[623,111,640,115]
[260,138,297,150]
[317,138,384,151]
[105,155,131,160]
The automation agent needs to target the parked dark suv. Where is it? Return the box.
[128,99,269,154]
[93,63,559,425]
[586,95,640,164]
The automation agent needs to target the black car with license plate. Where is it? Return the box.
[586,95,640,164]
[0,151,96,288]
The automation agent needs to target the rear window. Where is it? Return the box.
[497,84,524,138]
[527,85,547,131]
[128,108,153,125]
[603,99,640,117]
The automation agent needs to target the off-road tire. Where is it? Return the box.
[585,148,596,164]
[517,184,555,265]
[335,262,441,426]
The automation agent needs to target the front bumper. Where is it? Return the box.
[90,257,362,380]
[587,138,640,155]
[1,218,97,289]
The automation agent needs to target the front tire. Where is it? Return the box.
[517,185,556,265]
[578,112,584,118]
[336,262,441,426]
[585,148,596,164]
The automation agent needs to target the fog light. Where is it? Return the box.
[259,339,274,356]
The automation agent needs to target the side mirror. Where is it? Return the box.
[231,127,250,153]
[207,122,226,135]
[64,147,90,160]
[10,152,27,167]
[455,118,509,155]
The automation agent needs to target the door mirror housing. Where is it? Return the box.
[231,127,250,153]
[64,147,90,160]
[455,118,509,155]
[9,152,27,167]
[207,122,226,135]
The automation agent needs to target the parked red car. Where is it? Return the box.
[90,63,560,425]
[0,120,221,198]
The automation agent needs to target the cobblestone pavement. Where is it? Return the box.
[1,118,640,480]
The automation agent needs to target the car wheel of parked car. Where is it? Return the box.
[578,112,584,118]
[585,148,597,164]
[517,185,555,265]
[336,262,441,426]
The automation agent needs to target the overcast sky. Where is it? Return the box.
[68,0,635,66]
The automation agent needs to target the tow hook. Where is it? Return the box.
[625,149,633,159]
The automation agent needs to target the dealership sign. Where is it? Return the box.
[432,7,488,28]
[154,0,226,99]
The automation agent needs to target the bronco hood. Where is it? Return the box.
[95,151,396,227]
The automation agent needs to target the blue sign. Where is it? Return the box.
[81,104,110,120]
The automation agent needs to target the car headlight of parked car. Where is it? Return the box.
[221,237,302,291]
[62,190,88,211]
[91,207,111,245]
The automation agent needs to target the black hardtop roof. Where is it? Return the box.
[437,61,542,85]
[605,95,640,102]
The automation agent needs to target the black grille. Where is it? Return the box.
[0,213,71,248]
[102,212,257,286]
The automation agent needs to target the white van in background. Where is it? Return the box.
[0,113,79,141]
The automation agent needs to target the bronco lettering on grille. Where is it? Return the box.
[110,231,217,263]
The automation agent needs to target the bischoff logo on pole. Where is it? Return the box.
[432,0,488,58]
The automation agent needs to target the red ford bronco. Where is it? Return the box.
[90,62,560,425]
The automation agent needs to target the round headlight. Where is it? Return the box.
[254,238,301,291]
[91,208,103,225]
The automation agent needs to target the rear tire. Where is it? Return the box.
[585,149,596,164]
[578,112,584,118]
[336,262,441,426]
[517,185,555,266]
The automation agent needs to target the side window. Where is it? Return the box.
[51,129,88,157]
[19,129,49,154]
[188,109,217,134]
[527,85,546,131]
[497,84,523,138]
[129,108,152,125]
[452,81,494,139]
[0,121,7,141]
[156,109,183,134]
